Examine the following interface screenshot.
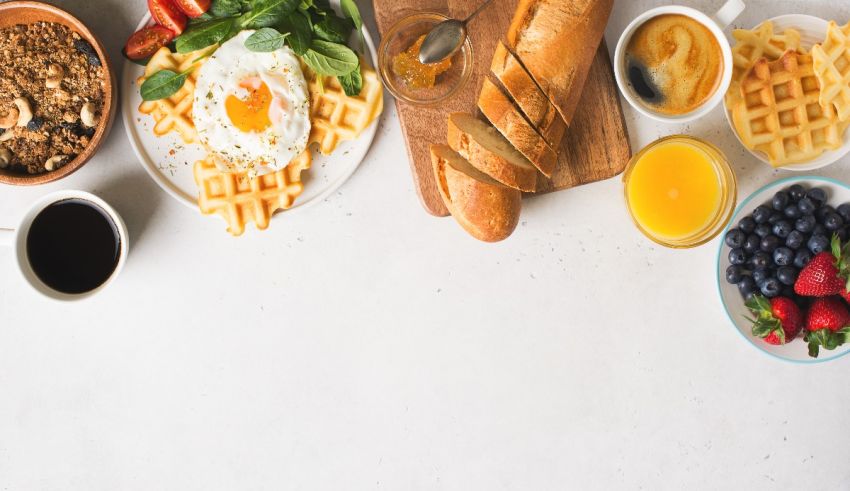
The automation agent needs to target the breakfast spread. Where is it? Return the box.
[391,35,452,89]
[0,21,105,175]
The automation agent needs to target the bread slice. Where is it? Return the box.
[478,77,557,177]
[490,41,566,148]
[446,113,538,192]
[506,0,613,125]
[430,144,521,242]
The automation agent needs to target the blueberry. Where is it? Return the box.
[739,216,756,233]
[838,203,850,222]
[751,251,771,269]
[795,214,816,233]
[772,191,790,210]
[743,234,761,254]
[725,228,746,248]
[794,249,813,269]
[761,235,781,253]
[807,187,827,207]
[813,225,828,238]
[772,220,793,238]
[726,265,744,284]
[784,204,801,219]
[808,234,830,254]
[755,223,772,238]
[87,53,101,67]
[798,197,816,214]
[26,117,44,131]
[777,266,798,286]
[753,205,772,224]
[786,230,805,250]
[738,277,757,298]
[760,277,782,297]
[825,213,844,231]
[816,205,836,222]
[752,268,771,284]
[74,38,97,57]
[729,247,747,265]
[773,247,794,266]
[838,226,850,243]
[788,184,806,201]
[768,212,785,225]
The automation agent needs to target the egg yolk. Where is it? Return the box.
[225,77,274,133]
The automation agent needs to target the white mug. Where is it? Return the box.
[613,0,746,123]
[0,190,129,301]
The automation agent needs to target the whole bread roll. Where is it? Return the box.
[430,144,521,242]
[507,0,614,125]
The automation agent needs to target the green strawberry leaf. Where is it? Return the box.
[808,341,820,358]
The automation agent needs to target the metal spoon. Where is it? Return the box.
[418,0,496,64]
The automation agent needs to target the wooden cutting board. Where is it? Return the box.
[373,0,632,217]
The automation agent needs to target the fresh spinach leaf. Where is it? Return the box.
[279,11,312,55]
[338,63,362,96]
[239,0,299,28]
[140,70,189,101]
[189,12,215,24]
[340,0,364,48]
[245,27,289,51]
[313,14,353,43]
[210,0,244,17]
[175,17,235,53]
[301,39,359,76]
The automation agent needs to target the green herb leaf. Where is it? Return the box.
[189,12,215,24]
[140,69,189,101]
[313,14,353,43]
[210,0,245,17]
[279,10,312,55]
[302,39,359,76]
[239,0,299,28]
[338,64,362,96]
[245,27,289,51]
[340,0,364,49]
[175,17,235,53]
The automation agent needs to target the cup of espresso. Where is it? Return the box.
[0,190,129,301]
[614,0,746,123]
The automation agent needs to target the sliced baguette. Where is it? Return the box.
[506,0,613,125]
[430,144,521,242]
[446,113,538,192]
[478,77,557,177]
[490,41,566,148]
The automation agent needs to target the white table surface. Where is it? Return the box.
[2,0,850,489]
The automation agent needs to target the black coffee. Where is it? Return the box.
[26,199,120,294]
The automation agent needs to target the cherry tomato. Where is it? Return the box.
[148,0,187,35]
[172,0,211,18]
[124,25,175,61]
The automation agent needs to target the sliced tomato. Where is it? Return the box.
[172,0,210,18]
[148,0,187,35]
[124,25,175,61]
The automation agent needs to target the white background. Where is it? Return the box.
[2,0,850,489]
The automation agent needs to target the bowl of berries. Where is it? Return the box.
[718,176,850,362]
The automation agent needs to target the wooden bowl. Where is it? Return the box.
[0,1,116,186]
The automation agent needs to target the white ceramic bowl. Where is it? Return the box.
[716,176,850,363]
[723,15,850,171]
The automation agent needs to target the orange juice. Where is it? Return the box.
[624,136,736,247]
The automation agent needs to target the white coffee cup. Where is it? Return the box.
[613,0,746,123]
[0,190,129,301]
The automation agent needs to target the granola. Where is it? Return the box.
[0,22,105,175]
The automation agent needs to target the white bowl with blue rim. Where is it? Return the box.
[716,176,850,363]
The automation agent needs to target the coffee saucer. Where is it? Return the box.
[722,14,850,171]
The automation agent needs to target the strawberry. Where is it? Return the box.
[794,235,850,297]
[804,296,850,358]
[746,295,803,345]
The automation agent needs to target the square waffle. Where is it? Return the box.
[732,50,849,167]
[137,46,215,144]
[305,62,384,155]
[727,21,802,106]
[193,150,312,236]
[812,21,850,122]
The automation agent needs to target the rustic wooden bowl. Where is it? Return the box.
[0,1,116,186]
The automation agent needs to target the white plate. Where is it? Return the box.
[716,176,850,363]
[723,14,850,171]
[121,5,380,210]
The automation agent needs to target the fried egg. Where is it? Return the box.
[193,30,311,174]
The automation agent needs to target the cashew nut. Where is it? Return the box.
[13,97,31,127]
[0,106,18,129]
[80,102,98,128]
[45,63,64,89]
[0,147,11,168]
[44,155,66,172]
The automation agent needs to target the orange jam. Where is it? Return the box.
[391,35,452,89]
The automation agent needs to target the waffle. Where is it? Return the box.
[137,46,215,144]
[193,150,312,236]
[305,62,383,155]
[732,50,849,166]
[727,21,803,106]
[812,21,850,122]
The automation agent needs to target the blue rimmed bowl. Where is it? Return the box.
[716,176,850,363]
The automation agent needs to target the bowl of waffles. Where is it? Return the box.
[724,15,850,170]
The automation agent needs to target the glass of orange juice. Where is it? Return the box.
[623,135,737,248]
